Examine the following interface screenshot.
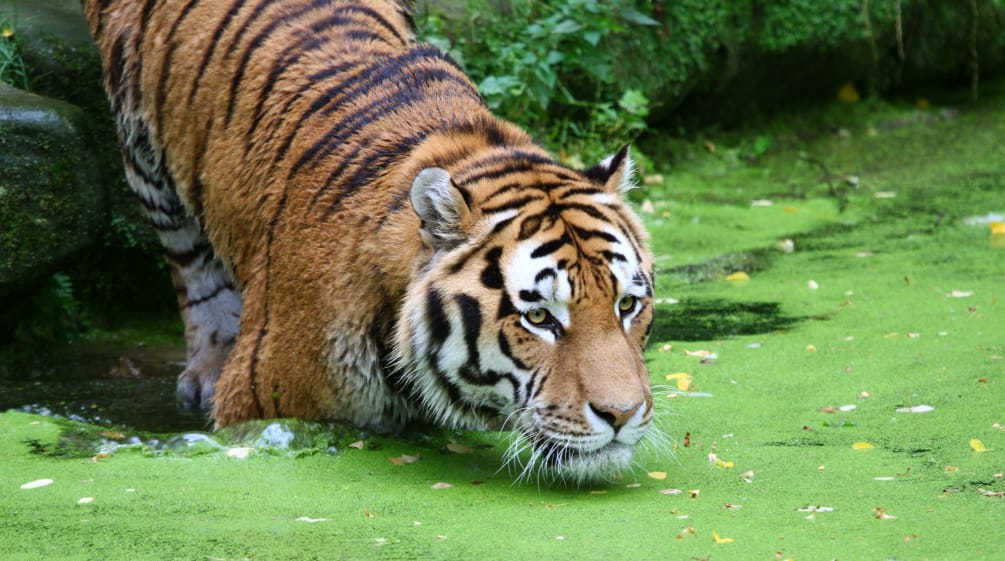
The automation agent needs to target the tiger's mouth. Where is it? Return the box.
[504,432,636,485]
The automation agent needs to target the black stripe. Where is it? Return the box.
[534,269,556,283]
[601,250,628,263]
[481,194,542,215]
[497,330,529,371]
[530,235,570,259]
[426,288,451,352]
[164,241,212,267]
[558,186,604,199]
[570,226,619,243]
[107,34,127,101]
[518,289,543,303]
[455,294,482,373]
[182,281,235,309]
[290,62,477,179]
[271,60,363,168]
[480,247,504,289]
[154,0,201,128]
[454,150,557,186]
[336,4,409,45]
[188,0,257,105]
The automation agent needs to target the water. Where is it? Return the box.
[0,342,210,433]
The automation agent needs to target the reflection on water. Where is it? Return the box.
[0,343,210,433]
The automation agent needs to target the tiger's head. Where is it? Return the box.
[394,145,655,484]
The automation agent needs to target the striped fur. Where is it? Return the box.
[84,0,655,481]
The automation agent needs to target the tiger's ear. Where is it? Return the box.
[583,144,636,194]
[410,167,471,250]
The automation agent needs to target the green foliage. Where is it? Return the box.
[0,10,28,89]
[14,273,88,344]
[416,0,657,164]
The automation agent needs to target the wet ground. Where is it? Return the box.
[0,343,208,433]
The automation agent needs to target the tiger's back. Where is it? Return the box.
[85,0,657,482]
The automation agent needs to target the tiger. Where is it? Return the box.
[83,0,656,482]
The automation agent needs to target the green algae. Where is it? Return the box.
[2,88,1004,560]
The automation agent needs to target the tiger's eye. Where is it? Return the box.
[525,308,549,325]
[618,295,637,314]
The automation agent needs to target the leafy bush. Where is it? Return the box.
[417,0,658,164]
[0,11,28,89]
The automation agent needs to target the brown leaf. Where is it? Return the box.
[388,453,421,465]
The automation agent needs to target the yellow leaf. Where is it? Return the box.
[647,471,668,480]
[715,458,735,469]
[1,26,13,39]
[805,344,817,352]
[970,439,990,453]
[991,222,1005,235]
[852,441,874,450]
[837,82,860,103]
[724,271,750,283]
[712,531,734,544]
[665,373,693,391]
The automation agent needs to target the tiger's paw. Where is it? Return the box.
[176,360,221,410]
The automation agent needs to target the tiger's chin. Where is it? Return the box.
[504,437,637,486]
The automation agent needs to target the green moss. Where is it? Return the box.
[2,77,1005,561]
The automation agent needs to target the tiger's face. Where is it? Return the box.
[396,147,655,483]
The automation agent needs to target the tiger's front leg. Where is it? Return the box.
[163,219,243,410]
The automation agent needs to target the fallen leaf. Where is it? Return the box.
[895,405,934,413]
[660,488,683,495]
[689,489,700,499]
[949,290,974,298]
[724,271,750,283]
[820,406,838,413]
[640,199,656,214]
[589,490,608,495]
[20,479,53,490]
[626,483,641,488]
[647,471,668,480]
[296,516,327,523]
[740,470,755,483]
[723,503,742,509]
[751,199,773,207]
[684,349,715,359]
[100,431,126,440]
[715,459,735,469]
[945,466,959,473]
[712,531,734,544]
[446,442,474,455]
[348,440,365,449]
[874,191,897,199]
[978,489,1004,498]
[852,441,874,450]
[807,280,819,290]
[388,453,421,465]
[665,373,694,391]
[431,482,453,490]
[839,404,857,412]
[797,505,834,513]
[970,439,990,453]
[873,507,896,519]
[805,344,817,352]
[77,497,94,505]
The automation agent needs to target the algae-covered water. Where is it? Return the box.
[2,88,1004,560]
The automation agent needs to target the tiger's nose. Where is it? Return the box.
[589,402,642,430]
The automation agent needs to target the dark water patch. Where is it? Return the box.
[660,248,776,284]
[0,343,209,433]
[650,298,801,342]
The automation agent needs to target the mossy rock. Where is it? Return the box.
[0,84,105,291]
